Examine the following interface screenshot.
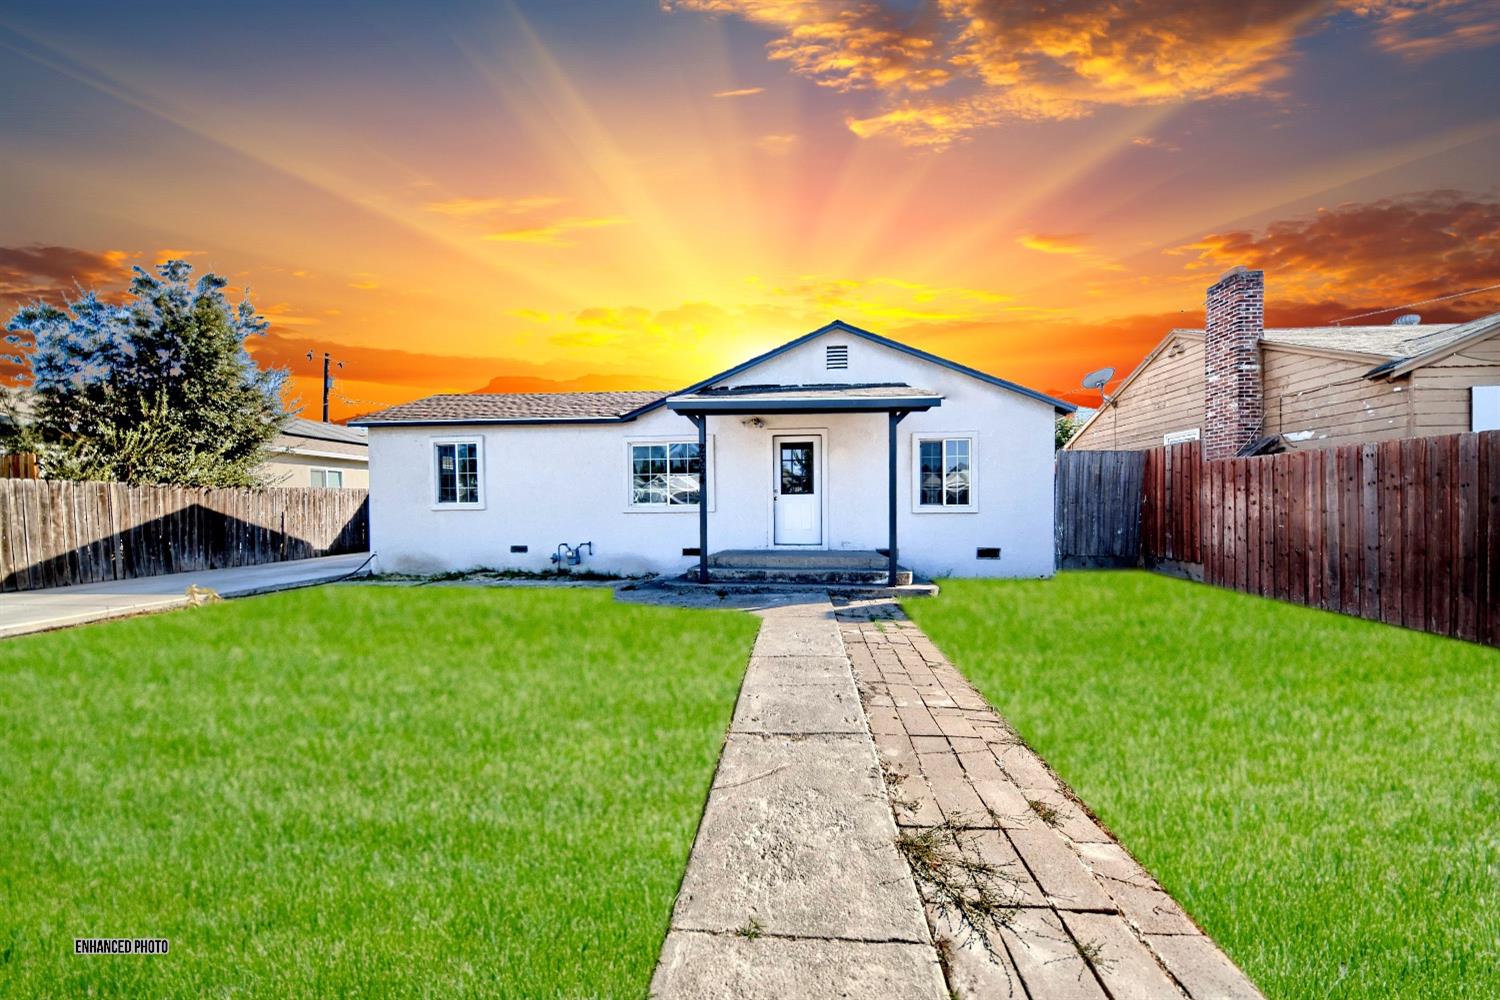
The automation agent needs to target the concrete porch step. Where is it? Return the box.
[708,549,891,571]
[703,566,914,586]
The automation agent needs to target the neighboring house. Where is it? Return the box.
[262,416,369,488]
[352,320,1073,581]
[1068,268,1500,459]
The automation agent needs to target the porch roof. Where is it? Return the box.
[665,382,942,415]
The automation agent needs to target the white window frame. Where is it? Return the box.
[431,436,484,510]
[1472,386,1500,432]
[309,467,344,488]
[1163,428,1201,446]
[624,435,715,513]
[911,432,979,514]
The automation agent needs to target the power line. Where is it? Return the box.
[1329,281,1500,325]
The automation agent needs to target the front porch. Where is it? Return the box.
[701,548,914,586]
[665,382,944,586]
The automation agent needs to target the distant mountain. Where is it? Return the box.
[469,372,672,394]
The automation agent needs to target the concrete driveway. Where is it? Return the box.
[0,553,372,639]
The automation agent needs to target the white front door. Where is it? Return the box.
[773,436,822,545]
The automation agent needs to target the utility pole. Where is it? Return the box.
[306,351,344,422]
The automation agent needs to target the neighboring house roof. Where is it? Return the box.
[279,416,369,446]
[355,391,663,426]
[1259,324,1457,357]
[352,320,1073,427]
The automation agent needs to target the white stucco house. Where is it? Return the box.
[352,321,1073,583]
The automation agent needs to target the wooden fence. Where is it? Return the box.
[1055,449,1147,568]
[0,480,369,592]
[1131,431,1500,646]
[1,453,39,479]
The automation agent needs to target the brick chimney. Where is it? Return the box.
[1203,267,1264,460]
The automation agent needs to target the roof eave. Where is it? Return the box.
[349,415,639,428]
[665,394,942,415]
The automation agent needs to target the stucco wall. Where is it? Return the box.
[366,333,1058,578]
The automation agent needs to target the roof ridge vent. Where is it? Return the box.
[1392,313,1421,325]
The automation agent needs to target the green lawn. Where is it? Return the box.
[906,572,1500,1000]
[0,585,759,998]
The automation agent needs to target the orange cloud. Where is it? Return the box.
[1018,233,1090,255]
[1349,0,1500,59]
[670,0,1490,146]
[665,1,952,93]
[713,86,765,97]
[0,244,132,309]
[1176,189,1500,313]
[754,132,798,152]
[423,194,565,217]
[482,216,628,246]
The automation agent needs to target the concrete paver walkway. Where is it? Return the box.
[0,553,371,638]
[650,589,1264,999]
[839,597,1264,1000]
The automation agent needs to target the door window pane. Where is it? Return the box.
[780,443,813,495]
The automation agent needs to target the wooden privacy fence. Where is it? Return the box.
[1055,449,1147,568]
[0,480,368,592]
[1,453,39,479]
[1133,432,1500,647]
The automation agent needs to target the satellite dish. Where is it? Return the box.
[1392,313,1421,326]
[1081,367,1115,391]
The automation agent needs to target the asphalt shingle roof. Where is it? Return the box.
[354,391,665,425]
[281,416,369,445]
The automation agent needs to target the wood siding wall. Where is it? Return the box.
[1261,348,1410,447]
[0,481,369,592]
[1410,338,1500,436]
[1137,432,1500,646]
[1073,331,1500,454]
[1068,335,1205,451]
[1054,450,1147,568]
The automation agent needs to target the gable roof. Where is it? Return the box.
[279,416,369,445]
[634,319,1073,417]
[352,320,1074,426]
[354,391,662,426]
[1064,329,1203,447]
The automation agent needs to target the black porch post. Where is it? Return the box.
[694,414,709,583]
[888,411,906,586]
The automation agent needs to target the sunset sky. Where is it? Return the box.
[2,0,1498,418]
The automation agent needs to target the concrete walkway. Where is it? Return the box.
[650,591,1264,999]
[651,594,947,999]
[0,553,371,638]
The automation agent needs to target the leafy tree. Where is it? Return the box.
[4,260,288,485]
[1055,415,1079,450]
